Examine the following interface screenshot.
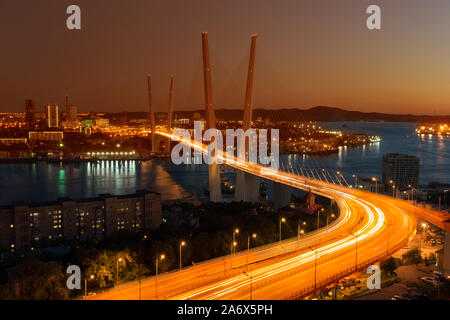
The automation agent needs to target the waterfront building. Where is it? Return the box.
[382,153,419,189]
[0,144,31,159]
[45,104,59,128]
[95,118,110,127]
[0,190,162,253]
[25,99,35,126]
[28,131,64,142]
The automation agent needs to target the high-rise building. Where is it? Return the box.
[64,95,78,122]
[382,153,420,189]
[65,105,78,122]
[45,104,59,128]
[25,99,35,125]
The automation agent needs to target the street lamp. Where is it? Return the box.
[297,221,306,241]
[231,241,237,255]
[155,254,165,298]
[318,207,324,230]
[247,233,257,268]
[279,217,286,242]
[179,241,186,271]
[383,220,394,256]
[116,257,122,286]
[309,245,318,289]
[84,274,94,299]
[421,223,428,249]
[388,180,395,198]
[352,174,358,189]
[327,212,335,229]
[243,271,253,300]
[372,177,378,193]
[408,185,415,203]
[349,232,358,271]
[229,241,237,270]
[232,228,239,255]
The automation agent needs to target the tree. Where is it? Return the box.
[381,257,398,276]
[9,259,70,300]
[82,249,149,289]
[402,247,423,265]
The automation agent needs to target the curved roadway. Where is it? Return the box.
[88,132,448,300]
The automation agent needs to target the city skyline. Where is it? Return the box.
[2,0,450,115]
[0,1,449,303]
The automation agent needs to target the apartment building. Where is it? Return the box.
[0,190,161,253]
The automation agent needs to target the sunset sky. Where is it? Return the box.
[1,0,450,115]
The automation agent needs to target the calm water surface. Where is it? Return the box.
[0,122,448,205]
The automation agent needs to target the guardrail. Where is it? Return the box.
[104,204,345,297]
[282,237,408,300]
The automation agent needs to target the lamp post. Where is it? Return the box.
[350,232,358,271]
[327,213,335,229]
[229,241,237,270]
[179,241,186,271]
[155,254,165,298]
[232,228,239,255]
[389,180,394,198]
[352,174,357,189]
[116,257,122,286]
[383,220,394,256]
[247,233,256,269]
[309,245,318,289]
[317,208,324,230]
[279,217,286,242]
[243,271,253,300]
[372,177,378,194]
[84,274,94,299]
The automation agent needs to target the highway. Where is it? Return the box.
[88,132,448,300]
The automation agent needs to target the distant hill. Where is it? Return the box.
[105,106,450,123]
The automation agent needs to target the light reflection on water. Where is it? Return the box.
[0,122,448,205]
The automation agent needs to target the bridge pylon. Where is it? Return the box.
[147,73,157,153]
[235,34,259,202]
[202,32,222,202]
[164,75,175,151]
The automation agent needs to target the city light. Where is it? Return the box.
[1,6,449,303]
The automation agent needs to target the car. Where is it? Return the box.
[392,295,411,300]
[433,270,443,277]
[420,277,435,285]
